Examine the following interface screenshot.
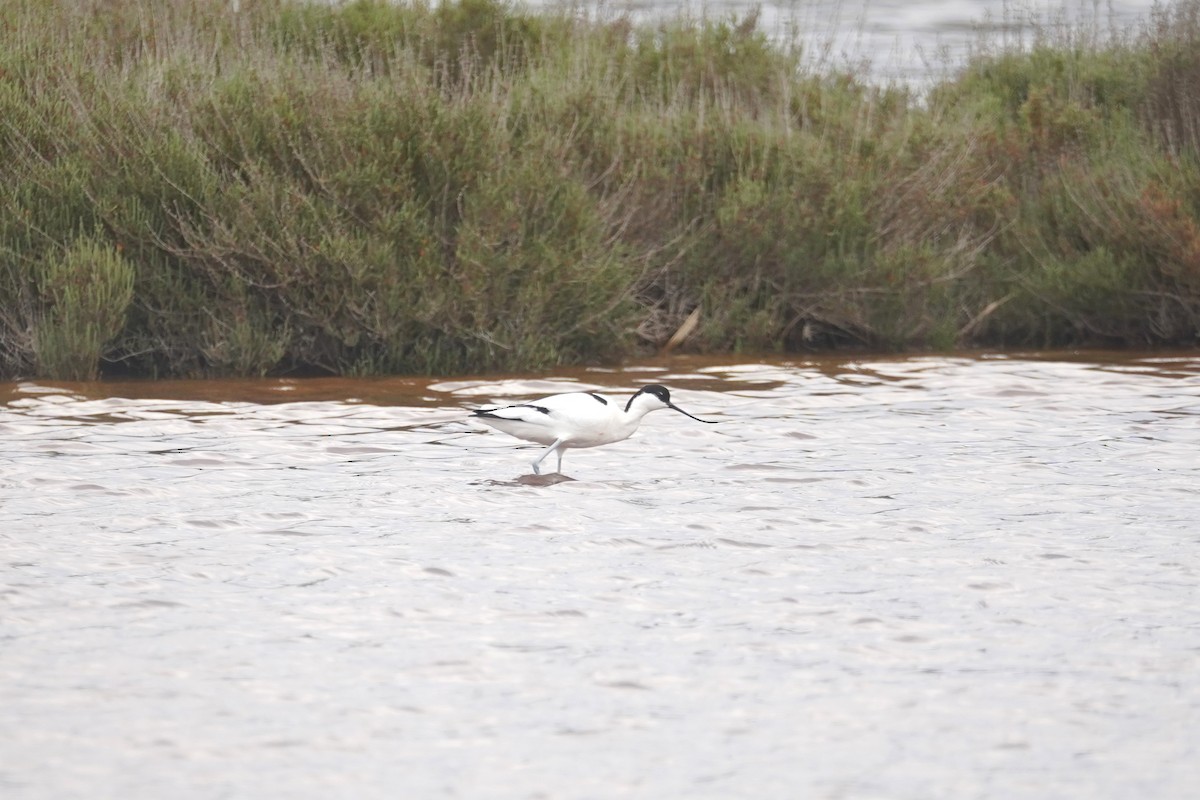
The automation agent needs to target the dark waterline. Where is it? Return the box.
[5,348,1198,405]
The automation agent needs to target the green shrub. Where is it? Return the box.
[33,236,135,380]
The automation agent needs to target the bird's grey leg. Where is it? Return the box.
[531,438,566,475]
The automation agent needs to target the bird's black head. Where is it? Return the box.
[640,384,670,403]
[626,384,671,412]
[624,384,717,424]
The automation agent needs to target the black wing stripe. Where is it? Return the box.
[473,403,551,418]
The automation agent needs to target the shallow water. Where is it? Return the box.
[2,352,1199,799]
[535,0,1161,85]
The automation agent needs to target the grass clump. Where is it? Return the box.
[1,0,1199,378]
[33,235,135,381]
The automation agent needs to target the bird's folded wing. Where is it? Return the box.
[472,403,551,422]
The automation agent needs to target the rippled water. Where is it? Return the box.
[2,353,1199,799]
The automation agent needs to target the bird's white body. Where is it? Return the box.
[471,384,715,474]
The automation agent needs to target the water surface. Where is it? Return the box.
[2,353,1198,798]
[534,0,1162,85]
